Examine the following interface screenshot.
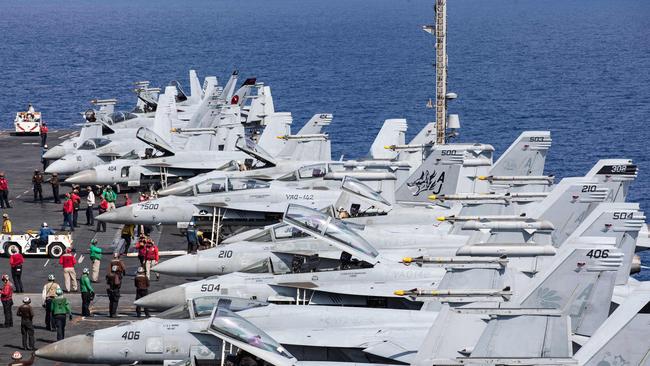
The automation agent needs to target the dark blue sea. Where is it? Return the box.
[0,0,648,279]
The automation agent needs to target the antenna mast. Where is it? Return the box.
[424,0,453,144]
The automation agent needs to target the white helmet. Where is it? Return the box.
[48,274,55,281]
[42,222,48,227]
[12,351,21,360]
[83,268,89,274]
[23,297,31,304]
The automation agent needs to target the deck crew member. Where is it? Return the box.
[143,239,159,280]
[1,274,13,327]
[48,173,60,204]
[2,213,11,234]
[9,248,24,293]
[102,186,117,211]
[134,267,150,317]
[51,288,71,340]
[61,194,74,232]
[39,121,48,147]
[31,170,43,203]
[96,196,108,232]
[41,274,59,331]
[0,172,10,208]
[106,265,121,318]
[38,222,54,249]
[79,268,94,317]
[89,239,102,282]
[85,186,95,225]
[58,248,77,292]
[16,297,35,350]
[70,189,81,227]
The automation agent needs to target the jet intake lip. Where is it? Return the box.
[36,334,94,362]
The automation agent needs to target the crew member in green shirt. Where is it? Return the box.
[89,239,102,282]
[80,268,94,317]
[50,288,71,340]
[102,186,117,211]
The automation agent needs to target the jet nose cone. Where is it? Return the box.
[43,145,65,160]
[96,205,132,224]
[65,169,97,184]
[158,181,191,196]
[153,254,200,277]
[135,285,186,310]
[45,158,75,175]
[36,334,94,362]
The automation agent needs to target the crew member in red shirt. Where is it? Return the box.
[9,249,24,293]
[0,172,11,209]
[1,274,14,327]
[61,194,74,232]
[40,122,49,147]
[58,248,78,292]
[143,240,159,280]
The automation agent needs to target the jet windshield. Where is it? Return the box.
[283,205,379,259]
[120,150,140,160]
[158,303,191,319]
[77,138,112,150]
[278,163,346,181]
[194,178,270,195]
[341,176,391,207]
[211,307,294,359]
[106,111,138,124]
[236,137,275,166]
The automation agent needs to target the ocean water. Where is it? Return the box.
[0,0,648,279]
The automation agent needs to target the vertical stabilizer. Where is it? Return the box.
[369,119,407,160]
[516,246,623,335]
[574,283,650,366]
[489,131,551,176]
[189,69,202,105]
[257,113,292,157]
[394,143,494,204]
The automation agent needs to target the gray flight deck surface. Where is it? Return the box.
[0,131,202,365]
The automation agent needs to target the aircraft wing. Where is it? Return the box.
[140,160,232,170]
[199,201,290,214]
[271,279,435,297]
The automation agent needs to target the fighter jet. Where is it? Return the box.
[63,84,293,188]
[35,240,630,365]
[94,130,557,233]
[43,69,209,160]
[156,115,411,196]
[151,159,636,278]
[139,199,643,315]
[45,72,253,175]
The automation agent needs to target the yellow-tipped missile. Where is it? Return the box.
[402,257,413,264]
[436,216,446,221]
[384,145,396,150]
[477,175,488,180]
[428,194,438,201]
[394,290,406,296]
[277,135,288,140]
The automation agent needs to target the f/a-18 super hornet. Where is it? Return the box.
[62,80,302,188]
[151,158,637,278]
[94,130,556,233]
[43,69,209,161]
[45,72,255,176]
[136,196,644,313]
[155,116,414,197]
[34,238,636,365]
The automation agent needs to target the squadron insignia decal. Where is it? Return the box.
[406,170,445,196]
